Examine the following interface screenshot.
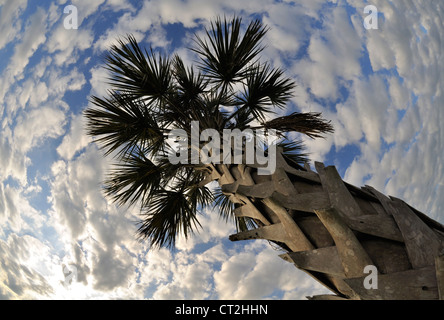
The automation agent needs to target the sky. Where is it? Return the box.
[0,0,443,300]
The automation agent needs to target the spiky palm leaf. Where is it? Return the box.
[192,16,268,86]
[104,35,173,103]
[259,111,334,139]
[84,16,334,248]
[234,63,296,123]
[85,92,167,157]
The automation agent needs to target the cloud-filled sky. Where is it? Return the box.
[0,0,443,299]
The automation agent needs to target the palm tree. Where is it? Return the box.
[84,16,444,300]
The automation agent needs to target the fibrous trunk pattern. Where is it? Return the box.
[210,150,444,300]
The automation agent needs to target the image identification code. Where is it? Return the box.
[175,303,268,317]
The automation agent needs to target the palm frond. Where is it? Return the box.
[237,215,259,233]
[136,168,213,248]
[172,55,207,104]
[192,16,268,86]
[212,187,257,233]
[277,140,309,166]
[197,89,235,130]
[259,111,334,139]
[213,187,235,222]
[105,34,173,104]
[137,189,201,248]
[228,106,254,129]
[84,92,167,157]
[230,63,295,124]
[104,149,163,207]
[174,168,215,210]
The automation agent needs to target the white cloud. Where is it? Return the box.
[175,206,235,251]
[0,131,29,185]
[146,24,172,50]
[335,0,444,230]
[292,5,363,100]
[0,0,28,51]
[46,144,147,296]
[214,242,330,299]
[151,256,213,299]
[57,113,92,160]
[47,67,87,97]
[92,7,152,53]
[90,241,136,291]
[48,145,107,240]
[139,247,173,286]
[13,106,67,154]
[92,0,273,53]
[45,24,94,66]
[8,7,47,79]
[73,0,106,21]
[141,243,228,300]
[89,65,111,98]
[365,27,395,72]
[13,79,49,111]
[0,234,55,299]
[103,0,135,12]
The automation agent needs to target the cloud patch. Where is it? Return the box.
[0,0,443,301]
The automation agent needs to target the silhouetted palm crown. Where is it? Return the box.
[84,16,333,248]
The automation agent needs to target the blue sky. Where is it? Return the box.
[0,0,443,299]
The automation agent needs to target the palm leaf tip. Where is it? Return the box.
[103,150,163,207]
[136,188,209,249]
[84,92,167,157]
[192,16,268,85]
[277,140,310,166]
[261,112,334,139]
[135,169,214,249]
[104,34,173,102]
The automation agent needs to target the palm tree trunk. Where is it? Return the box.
[211,149,444,300]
